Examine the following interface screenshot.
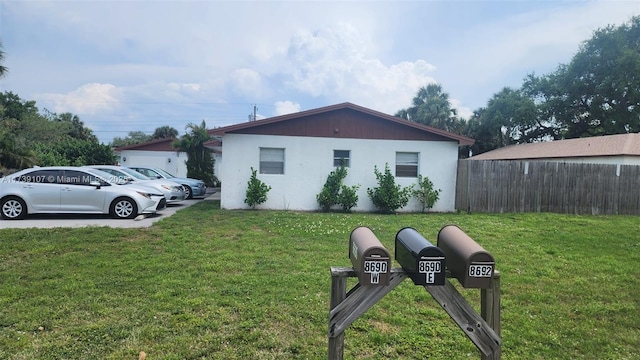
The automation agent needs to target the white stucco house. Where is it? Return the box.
[114,138,221,179]
[209,102,474,212]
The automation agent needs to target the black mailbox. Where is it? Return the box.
[437,225,495,289]
[349,227,391,286]
[395,227,446,286]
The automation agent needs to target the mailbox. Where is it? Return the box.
[395,227,446,286]
[437,225,495,289]
[349,227,391,286]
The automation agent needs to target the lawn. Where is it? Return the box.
[1,201,639,359]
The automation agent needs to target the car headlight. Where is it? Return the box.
[136,191,151,199]
[161,185,172,190]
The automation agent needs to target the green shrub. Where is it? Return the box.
[338,184,360,212]
[413,174,441,212]
[366,163,413,213]
[317,165,360,212]
[316,165,347,211]
[244,167,271,209]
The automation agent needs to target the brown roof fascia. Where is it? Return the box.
[114,137,177,152]
[208,102,475,146]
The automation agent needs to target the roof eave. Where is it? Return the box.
[209,102,475,145]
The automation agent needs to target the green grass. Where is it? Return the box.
[1,201,639,359]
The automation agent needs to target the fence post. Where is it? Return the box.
[328,267,348,360]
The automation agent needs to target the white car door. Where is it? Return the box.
[59,170,107,212]
[16,169,62,212]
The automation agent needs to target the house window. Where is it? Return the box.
[260,147,285,174]
[333,150,350,167]
[396,152,419,177]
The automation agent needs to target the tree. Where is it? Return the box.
[172,120,217,186]
[152,126,179,139]
[111,127,178,147]
[0,93,37,170]
[52,112,98,142]
[0,41,7,78]
[396,83,464,133]
[34,139,115,166]
[0,92,115,169]
[0,92,39,124]
[110,131,153,147]
[0,129,35,171]
[465,87,546,155]
[523,16,640,139]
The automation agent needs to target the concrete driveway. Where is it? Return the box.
[0,189,219,229]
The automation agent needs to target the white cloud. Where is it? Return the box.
[39,83,121,114]
[449,98,473,120]
[274,101,301,116]
[230,68,265,98]
[279,24,438,114]
[4,0,639,143]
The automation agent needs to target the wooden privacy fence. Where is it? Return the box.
[456,160,640,215]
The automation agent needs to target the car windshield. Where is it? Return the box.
[118,167,151,180]
[84,168,129,185]
[154,168,176,178]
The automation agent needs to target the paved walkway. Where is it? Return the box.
[206,187,221,200]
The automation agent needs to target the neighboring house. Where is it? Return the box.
[114,138,222,182]
[114,138,220,178]
[209,102,473,212]
[114,138,187,178]
[460,133,640,215]
[470,133,640,165]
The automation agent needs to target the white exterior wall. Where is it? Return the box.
[213,153,222,184]
[219,134,460,212]
[119,150,188,178]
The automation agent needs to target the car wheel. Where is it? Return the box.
[1,196,27,220]
[110,197,138,219]
[183,185,193,199]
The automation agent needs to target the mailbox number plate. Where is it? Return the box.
[364,260,388,273]
[469,264,493,277]
[419,261,441,273]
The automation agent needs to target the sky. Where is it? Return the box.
[1,1,639,144]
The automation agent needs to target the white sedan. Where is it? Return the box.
[0,166,166,220]
[85,165,186,204]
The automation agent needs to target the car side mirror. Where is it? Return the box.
[89,180,102,189]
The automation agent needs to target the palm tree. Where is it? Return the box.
[172,120,216,186]
[152,125,179,139]
[0,41,8,78]
[396,84,460,132]
[0,128,36,170]
[0,41,9,78]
